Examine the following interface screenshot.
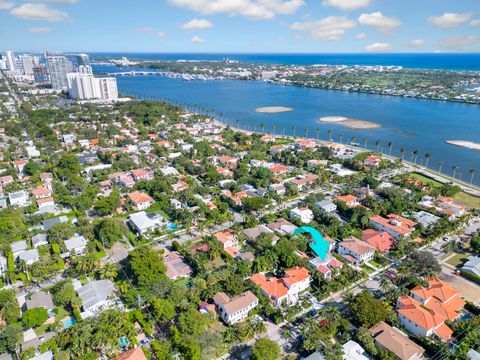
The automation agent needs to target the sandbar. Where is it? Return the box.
[318,116,381,129]
[255,106,293,113]
[446,140,480,151]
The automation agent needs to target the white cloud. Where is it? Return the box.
[428,12,473,28]
[10,3,72,22]
[291,16,356,41]
[169,0,304,20]
[358,12,401,32]
[157,32,166,38]
[469,19,480,27]
[365,42,392,52]
[355,32,367,39]
[191,35,205,44]
[439,35,478,50]
[323,0,371,10]
[181,18,213,30]
[136,26,156,33]
[0,1,14,10]
[29,26,52,32]
[408,39,425,46]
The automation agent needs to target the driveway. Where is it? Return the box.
[439,265,480,305]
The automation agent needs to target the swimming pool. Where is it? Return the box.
[167,223,179,231]
[63,317,77,329]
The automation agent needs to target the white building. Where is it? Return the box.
[68,73,118,101]
[5,51,15,72]
[290,207,314,223]
[8,190,30,207]
[128,211,165,235]
[77,280,115,318]
[46,56,73,89]
[213,291,259,324]
[64,235,87,256]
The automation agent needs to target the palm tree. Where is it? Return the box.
[387,141,393,155]
[316,128,320,140]
[292,125,296,138]
[424,152,432,168]
[236,119,240,129]
[304,128,309,138]
[438,161,444,173]
[282,125,285,136]
[98,263,118,280]
[452,165,459,178]
[375,140,381,152]
[260,122,265,134]
[470,168,477,184]
[339,133,344,144]
[412,149,419,164]
[350,136,357,145]
[363,138,368,149]
[271,123,275,135]
[379,277,391,293]
[328,129,333,141]
[399,147,405,160]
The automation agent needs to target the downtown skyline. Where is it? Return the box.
[0,0,479,53]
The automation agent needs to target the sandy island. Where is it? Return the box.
[255,106,293,113]
[446,140,480,151]
[318,116,381,130]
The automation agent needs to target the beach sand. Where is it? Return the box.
[256,106,293,113]
[319,116,381,129]
[446,140,480,151]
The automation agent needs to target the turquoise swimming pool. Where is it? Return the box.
[63,317,77,329]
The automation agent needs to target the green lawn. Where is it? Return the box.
[368,259,382,268]
[409,172,443,189]
[446,253,469,268]
[453,192,480,209]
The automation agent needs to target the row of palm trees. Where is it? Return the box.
[125,92,478,186]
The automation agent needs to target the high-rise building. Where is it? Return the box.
[68,73,118,101]
[46,56,73,89]
[33,65,49,83]
[76,54,90,66]
[97,77,118,101]
[5,51,15,72]
[18,55,35,76]
[78,65,93,74]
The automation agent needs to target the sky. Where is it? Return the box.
[0,0,479,53]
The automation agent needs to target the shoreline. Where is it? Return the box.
[446,140,480,151]
[318,116,381,130]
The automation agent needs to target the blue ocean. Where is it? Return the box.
[91,52,480,71]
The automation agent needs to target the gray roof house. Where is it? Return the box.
[462,256,480,278]
[64,234,87,256]
[31,234,48,248]
[77,280,115,317]
[26,291,54,312]
[11,240,28,256]
[414,211,441,228]
[18,249,40,265]
[42,216,68,231]
[316,199,337,213]
[243,224,279,245]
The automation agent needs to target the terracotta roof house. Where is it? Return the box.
[130,168,154,181]
[364,155,382,167]
[308,254,343,279]
[335,194,359,208]
[163,251,192,280]
[127,191,154,211]
[111,347,147,360]
[362,229,395,253]
[215,230,240,258]
[213,291,259,324]
[369,214,417,240]
[368,321,425,360]
[266,218,298,235]
[251,266,311,307]
[396,278,465,340]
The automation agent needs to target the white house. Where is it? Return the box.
[8,190,30,207]
[290,207,314,224]
[213,291,259,324]
[77,280,115,318]
[64,235,87,256]
[128,211,165,235]
[316,199,337,213]
[338,236,375,267]
[18,249,40,265]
